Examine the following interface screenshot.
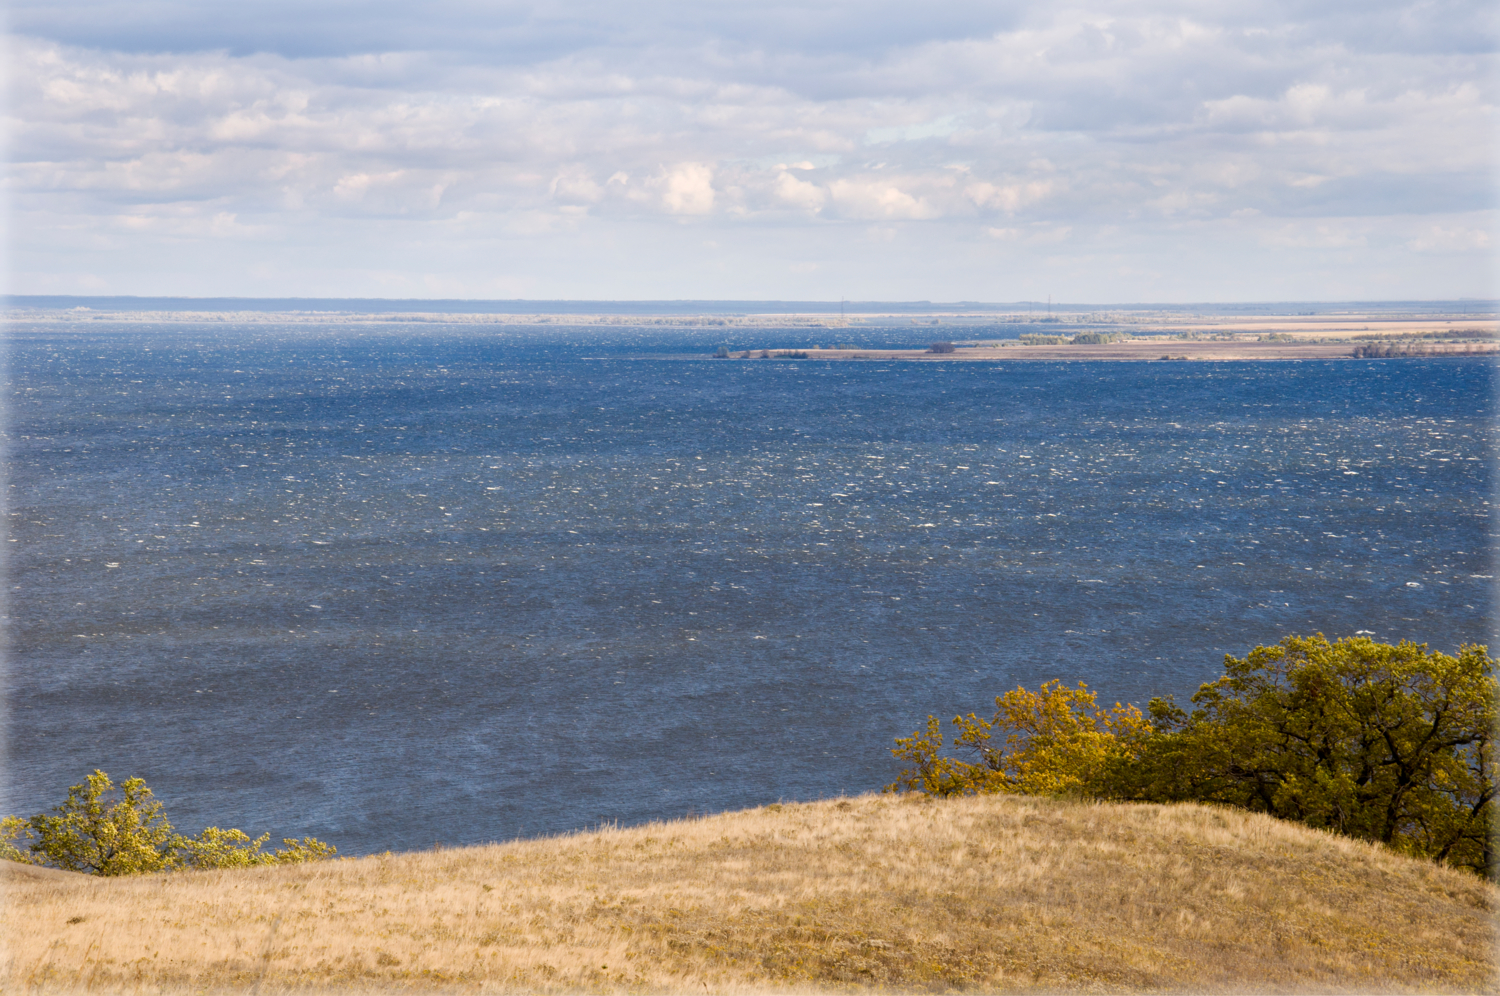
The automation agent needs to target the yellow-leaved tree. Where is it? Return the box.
[888,679,1152,797]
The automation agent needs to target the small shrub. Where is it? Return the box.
[928,342,957,354]
[174,827,337,868]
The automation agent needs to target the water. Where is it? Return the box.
[5,322,1494,854]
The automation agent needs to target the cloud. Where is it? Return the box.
[773,168,827,212]
[827,178,937,219]
[967,180,1056,213]
[1408,225,1492,252]
[5,0,1495,298]
[656,162,716,215]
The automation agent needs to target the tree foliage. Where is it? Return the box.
[20,770,178,875]
[889,636,1496,878]
[889,680,1151,797]
[0,770,336,875]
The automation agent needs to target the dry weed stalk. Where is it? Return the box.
[2,793,1494,993]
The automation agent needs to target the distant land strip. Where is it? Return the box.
[719,338,1500,362]
[8,301,1497,359]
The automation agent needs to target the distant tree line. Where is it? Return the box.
[1018,332,1132,345]
[715,349,815,359]
[1351,343,1499,358]
[890,635,1495,879]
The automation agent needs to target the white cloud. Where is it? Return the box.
[773,169,828,212]
[828,178,937,219]
[967,180,1056,213]
[656,162,716,215]
[550,167,604,205]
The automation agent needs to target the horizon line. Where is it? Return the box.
[7,294,1496,318]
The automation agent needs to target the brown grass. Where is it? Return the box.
[2,793,1494,994]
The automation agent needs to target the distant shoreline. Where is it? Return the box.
[706,341,1500,362]
[7,306,1496,362]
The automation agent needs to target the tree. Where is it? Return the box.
[889,636,1497,878]
[1141,635,1495,876]
[24,770,178,875]
[888,680,1151,797]
[1,770,337,874]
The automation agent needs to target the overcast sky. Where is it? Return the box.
[5,0,1496,301]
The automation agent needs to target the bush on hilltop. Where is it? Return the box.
[890,635,1496,878]
[1,769,335,874]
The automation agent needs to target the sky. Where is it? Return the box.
[4,0,1497,301]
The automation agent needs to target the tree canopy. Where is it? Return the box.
[889,635,1496,878]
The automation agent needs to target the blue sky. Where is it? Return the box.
[5,0,1496,300]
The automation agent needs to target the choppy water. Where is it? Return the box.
[4,322,1495,854]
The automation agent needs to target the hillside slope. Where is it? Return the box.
[2,793,1494,993]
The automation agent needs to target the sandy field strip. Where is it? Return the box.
[1101,317,1499,337]
[3,793,1494,994]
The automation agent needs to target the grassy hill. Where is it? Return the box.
[2,793,1494,993]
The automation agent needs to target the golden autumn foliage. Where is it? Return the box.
[888,680,1151,798]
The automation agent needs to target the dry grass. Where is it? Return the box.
[2,793,1494,994]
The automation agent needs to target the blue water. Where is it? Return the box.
[5,323,1495,854]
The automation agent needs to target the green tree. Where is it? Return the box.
[1139,635,1495,876]
[889,636,1497,878]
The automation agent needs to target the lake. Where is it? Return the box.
[5,322,1493,854]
